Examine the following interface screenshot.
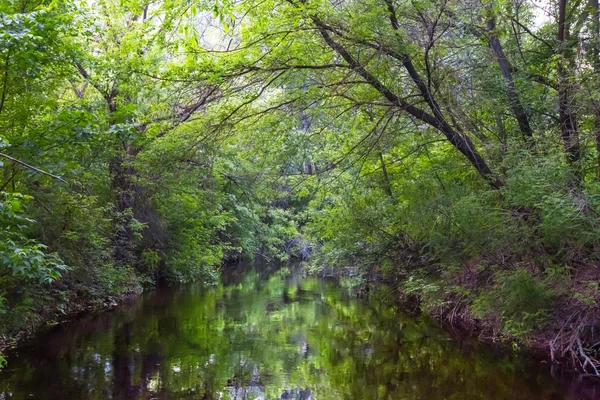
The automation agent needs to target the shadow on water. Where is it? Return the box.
[0,261,598,399]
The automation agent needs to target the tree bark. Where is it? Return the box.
[0,51,10,116]
[591,0,600,178]
[109,143,140,265]
[378,150,394,198]
[486,18,534,141]
[558,0,581,164]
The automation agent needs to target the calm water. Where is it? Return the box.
[0,263,596,399]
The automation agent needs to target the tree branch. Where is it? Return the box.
[310,14,502,188]
[0,153,67,184]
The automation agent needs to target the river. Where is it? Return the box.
[0,262,597,399]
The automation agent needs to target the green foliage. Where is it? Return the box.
[472,269,556,339]
[572,281,599,308]
[95,263,142,297]
[257,208,299,261]
[402,277,447,312]
[0,192,67,282]
[159,189,227,283]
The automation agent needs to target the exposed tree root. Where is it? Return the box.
[549,308,600,377]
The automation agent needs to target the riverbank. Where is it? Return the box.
[360,259,600,376]
[0,285,142,354]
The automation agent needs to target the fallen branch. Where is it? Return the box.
[577,337,600,376]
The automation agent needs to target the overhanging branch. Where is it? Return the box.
[0,153,68,184]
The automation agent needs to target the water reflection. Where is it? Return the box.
[0,264,587,399]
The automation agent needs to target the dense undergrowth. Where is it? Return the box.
[303,146,600,369]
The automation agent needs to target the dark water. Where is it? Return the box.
[0,264,596,399]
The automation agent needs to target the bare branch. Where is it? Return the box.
[0,153,67,184]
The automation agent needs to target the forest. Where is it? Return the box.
[2,0,600,377]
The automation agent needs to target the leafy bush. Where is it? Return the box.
[0,192,67,283]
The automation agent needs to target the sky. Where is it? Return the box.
[532,0,552,28]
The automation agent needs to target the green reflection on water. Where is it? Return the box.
[0,264,573,399]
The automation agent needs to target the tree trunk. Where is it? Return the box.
[591,0,600,178]
[378,150,394,198]
[0,50,10,116]
[558,0,581,164]
[487,18,534,142]
[77,65,165,268]
[109,143,140,266]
